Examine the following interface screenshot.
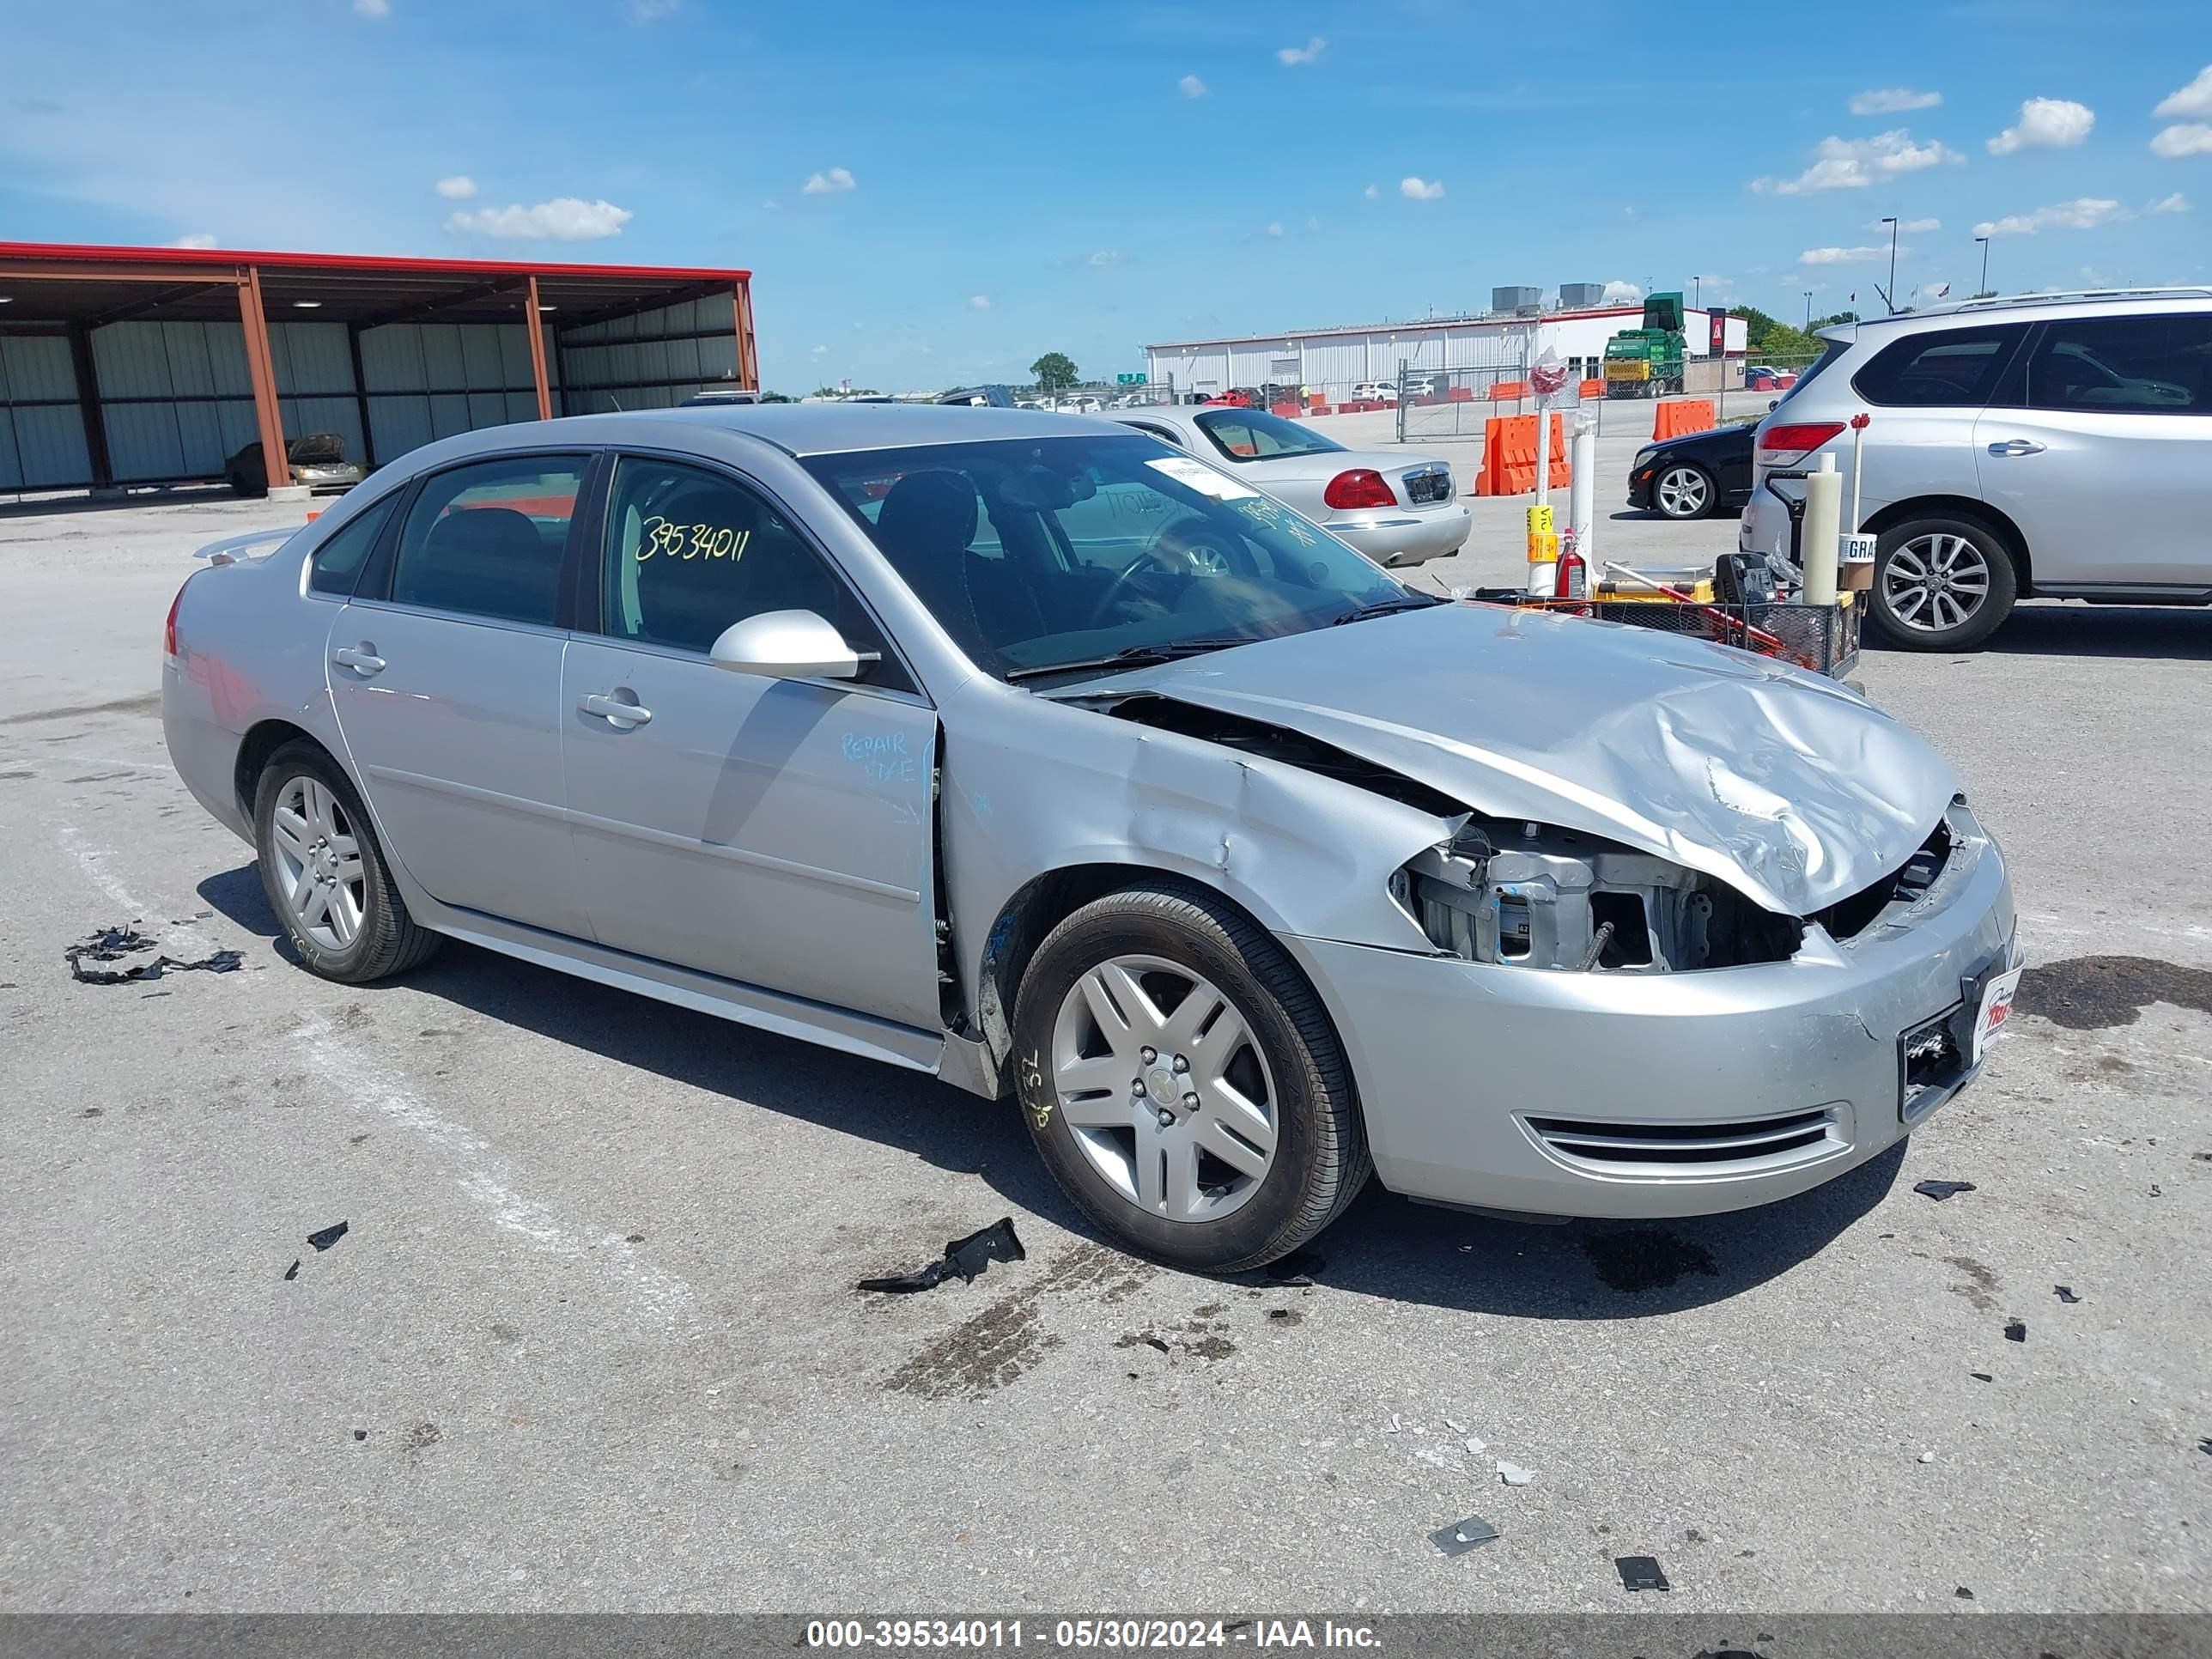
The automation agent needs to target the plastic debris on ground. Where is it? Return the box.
[65,925,243,986]
[1971,1371,1994,1382]
[307,1221,349,1252]
[1497,1461,1534,1486]
[2004,1319,2027,1343]
[282,1260,301,1282]
[1430,1516,1499,1557]
[2055,1285,2081,1304]
[1263,1250,1324,1287]
[1911,1180,1977,1201]
[1465,1436,1486,1454]
[856,1217,1024,1293]
[1615,1555,1671,1592]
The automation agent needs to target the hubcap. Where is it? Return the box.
[1049,955,1278,1224]
[1882,533,1991,634]
[1656,466,1708,517]
[270,775,367,951]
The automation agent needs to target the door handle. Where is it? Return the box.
[332,644,386,674]
[579,692,653,727]
[1986,439,2046,457]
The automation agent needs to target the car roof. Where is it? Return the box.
[1828,286,2212,341]
[601,401,1123,456]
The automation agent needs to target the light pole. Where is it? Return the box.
[1691,276,1704,310]
[1803,289,1814,329]
[1975,235,1991,297]
[1881,218,1899,313]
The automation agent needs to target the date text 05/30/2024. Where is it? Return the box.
[805,1620,1382,1650]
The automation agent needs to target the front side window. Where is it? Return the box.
[388,454,586,626]
[600,457,893,669]
[307,492,399,597]
[2025,313,2212,414]
[1192,410,1345,462]
[1850,325,2024,408]
[804,433,1419,682]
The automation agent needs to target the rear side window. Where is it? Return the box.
[2026,313,2212,414]
[1768,337,1850,410]
[1850,325,2025,407]
[1193,410,1343,460]
[306,493,398,597]
[388,455,587,626]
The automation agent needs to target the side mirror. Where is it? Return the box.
[708,610,877,681]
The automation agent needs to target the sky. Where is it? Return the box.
[4,0,2209,392]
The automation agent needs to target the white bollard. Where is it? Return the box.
[1569,414,1596,567]
[1802,454,1841,606]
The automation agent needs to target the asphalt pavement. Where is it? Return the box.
[2,462,2208,1615]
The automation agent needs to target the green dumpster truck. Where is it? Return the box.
[1602,292,1686,398]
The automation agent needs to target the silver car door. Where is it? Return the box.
[1973,310,2212,586]
[559,453,941,1029]
[1848,323,2026,531]
[326,452,592,939]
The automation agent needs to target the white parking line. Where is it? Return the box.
[56,822,221,958]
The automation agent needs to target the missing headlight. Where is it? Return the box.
[1404,819,1802,971]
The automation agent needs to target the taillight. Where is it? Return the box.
[164,579,188,662]
[1759,421,1846,463]
[1323,469,1397,510]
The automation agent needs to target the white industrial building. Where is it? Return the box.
[1146,304,1749,398]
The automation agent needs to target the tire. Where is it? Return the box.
[1652,462,1716,521]
[1011,879,1370,1273]
[1869,514,2018,651]
[253,741,441,983]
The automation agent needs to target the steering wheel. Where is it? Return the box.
[1083,524,1253,629]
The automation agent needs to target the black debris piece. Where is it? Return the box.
[1971,1371,1994,1382]
[283,1260,300,1282]
[1955,1586,1975,1601]
[352,1430,368,1443]
[2197,1437,2210,1456]
[1430,1515,1499,1557]
[65,925,243,986]
[1615,1555,1672,1593]
[307,1221,349,1253]
[2005,1319,2027,1343]
[1140,1334,1170,1354]
[2055,1285,2081,1304]
[855,1217,1024,1294]
[1913,1179,1978,1201]
[1264,1249,1325,1286]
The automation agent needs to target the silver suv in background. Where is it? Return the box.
[1741,289,2212,649]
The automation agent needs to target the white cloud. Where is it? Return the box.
[1601,280,1643,303]
[1088,248,1121,266]
[1972,198,2128,237]
[811,344,828,356]
[2151,123,2212,157]
[1400,176,1445,200]
[1800,245,1910,264]
[1266,221,1284,237]
[1987,97,2094,155]
[1306,216,1321,232]
[1277,36,1325,65]
[1178,74,1206,98]
[1363,183,1379,199]
[802,166,855,195]
[628,0,680,18]
[1850,88,1942,115]
[444,197,632,240]
[2150,191,2191,214]
[1752,129,1963,193]
[2153,64,2212,118]
[1872,216,1942,232]
[168,233,218,248]
[353,0,389,15]
[434,175,477,200]
[968,294,991,309]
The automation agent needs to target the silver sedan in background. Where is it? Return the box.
[163,404,2015,1273]
[1108,404,1469,567]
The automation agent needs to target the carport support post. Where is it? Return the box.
[523,276,554,422]
[732,281,758,391]
[66,322,116,495]
[236,267,303,502]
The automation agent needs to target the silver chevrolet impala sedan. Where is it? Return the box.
[163,404,2020,1272]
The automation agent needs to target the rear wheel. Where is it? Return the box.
[1653,462,1715,520]
[1012,881,1369,1273]
[253,742,441,983]
[1870,514,2017,651]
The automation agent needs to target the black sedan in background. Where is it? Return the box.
[1626,417,1758,520]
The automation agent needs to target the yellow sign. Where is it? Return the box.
[1526,504,1554,533]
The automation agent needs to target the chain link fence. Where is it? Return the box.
[1392,351,1826,441]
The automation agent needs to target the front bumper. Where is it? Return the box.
[1329,503,1471,567]
[1279,807,2017,1219]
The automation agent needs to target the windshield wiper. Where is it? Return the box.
[1005,637,1250,683]
[1330,593,1442,625]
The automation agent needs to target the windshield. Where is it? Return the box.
[1191,409,1344,462]
[804,434,1415,682]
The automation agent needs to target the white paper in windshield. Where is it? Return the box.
[1146,456,1261,501]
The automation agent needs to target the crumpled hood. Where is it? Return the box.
[1090,602,1955,915]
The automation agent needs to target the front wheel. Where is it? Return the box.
[1869,516,2017,651]
[1012,881,1370,1273]
[253,742,441,983]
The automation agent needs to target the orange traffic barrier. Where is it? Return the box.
[1652,398,1716,440]
[1579,377,1605,399]
[1489,380,1528,401]
[1447,386,1474,402]
[1269,402,1301,418]
[1474,413,1572,496]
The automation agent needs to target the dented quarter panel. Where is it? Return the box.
[1089,600,1954,917]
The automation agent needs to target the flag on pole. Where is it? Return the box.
[1933,283,1951,298]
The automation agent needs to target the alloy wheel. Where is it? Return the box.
[1656,465,1710,518]
[270,775,367,951]
[1882,533,1992,634]
[1049,955,1278,1224]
